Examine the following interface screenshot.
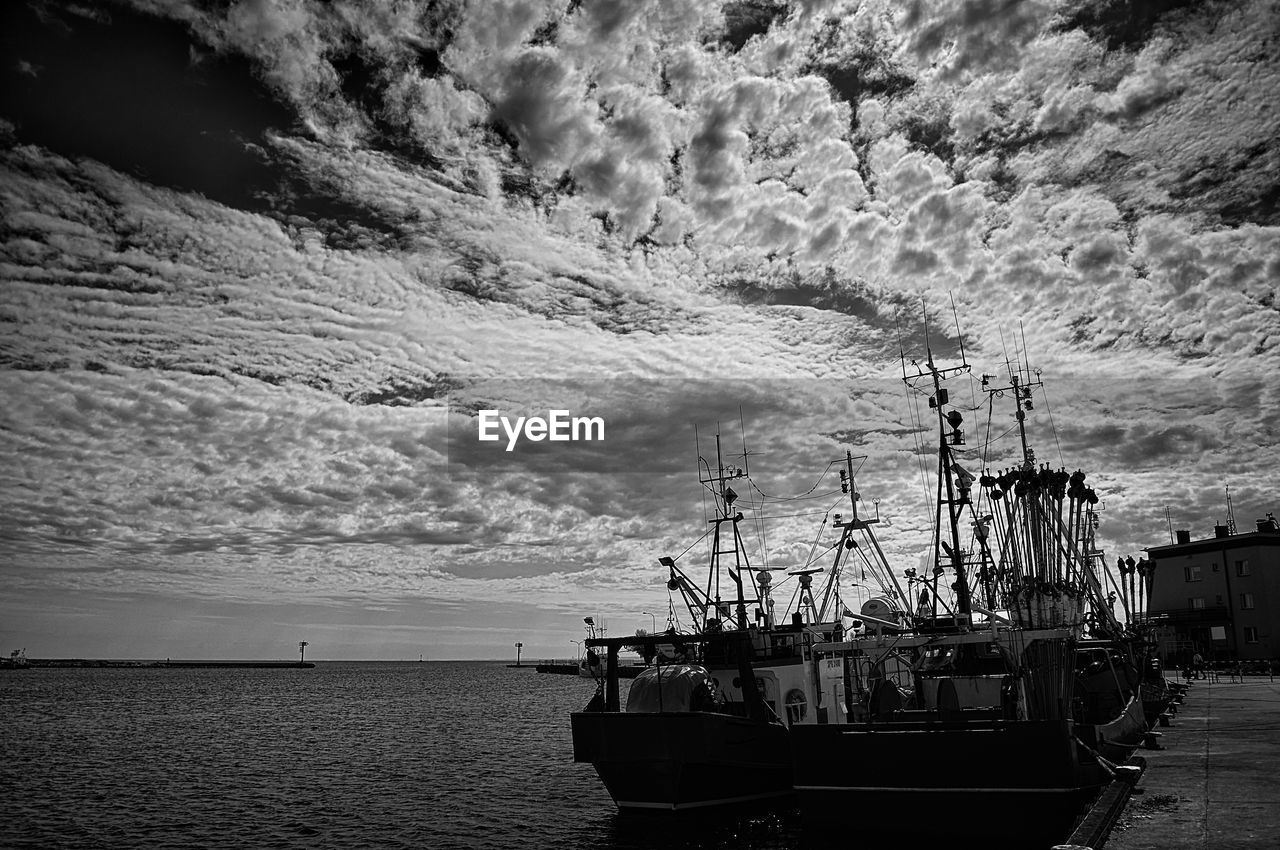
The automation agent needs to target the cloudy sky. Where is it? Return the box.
[2,0,1277,660]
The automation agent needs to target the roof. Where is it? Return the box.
[1146,529,1280,559]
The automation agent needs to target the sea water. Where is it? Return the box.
[1,662,801,849]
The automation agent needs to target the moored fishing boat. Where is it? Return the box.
[571,434,872,811]
[789,330,1152,846]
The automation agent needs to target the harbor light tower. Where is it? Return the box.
[515,641,524,667]
[298,641,308,664]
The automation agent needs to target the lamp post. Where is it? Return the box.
[514,641,523,667]
[642,611,657,632]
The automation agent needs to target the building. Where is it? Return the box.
[1144,514,1280,664]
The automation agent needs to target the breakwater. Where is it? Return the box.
[16,659,315,669]
[534,661,645,677]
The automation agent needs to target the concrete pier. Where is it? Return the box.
[1106,678,1280,849]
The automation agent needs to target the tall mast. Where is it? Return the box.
[903,320,973,622]
[931,353,972,619]
[700,432,751,631]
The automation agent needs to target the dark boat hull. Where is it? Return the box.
[791,719,1107,845]
[1091,694,1148,762]
[571,711,792,811]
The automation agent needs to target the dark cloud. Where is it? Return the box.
[445,377,828,480]
[1055,0,1204,51]
[0,2,294,209]
[905,0,1054,78]
[491,48,595,167]
[719,1,789,52]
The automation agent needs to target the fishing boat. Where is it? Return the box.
[789,332,1151,847]
[3,648,30,669]
[571,434,869,811]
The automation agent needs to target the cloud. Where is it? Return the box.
[490,47,600,168]
[1,0,1277,658]
[904,0,1059,79]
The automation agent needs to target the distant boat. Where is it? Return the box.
[3,648,30,669]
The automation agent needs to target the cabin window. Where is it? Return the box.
[784,688,808,724]
[1189,597,1205,610]
[1184,565,1202,582]
[1243,626,1259,644]
[1236,560,1251,576]
[1241,593,1255,610]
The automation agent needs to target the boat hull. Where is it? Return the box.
[1090,694,1148,762]
[571,711,792,811]
[791,719,1107,845]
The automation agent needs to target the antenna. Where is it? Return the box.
[1226,485,1237,535]
[1165,506,1174,545]
[1019,321,1033,387]
[950,291,967,365]
[895,316,910,381]
[998,326,1015,380]
[921,296,932,362]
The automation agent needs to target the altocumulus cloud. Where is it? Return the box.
[1,0,1277,657]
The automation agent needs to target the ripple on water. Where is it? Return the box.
[4,664,805,849]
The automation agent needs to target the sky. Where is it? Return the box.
[1,0,1277,661]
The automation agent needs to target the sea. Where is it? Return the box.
[2,661,802,849]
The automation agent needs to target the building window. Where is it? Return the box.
[1244,626,1259,644]
[1241,593,1255,610]
[1189,597,1205,610]
[1236,559,1250,576]
[1185,565,1202,582]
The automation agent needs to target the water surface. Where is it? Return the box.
[2,662,801,849]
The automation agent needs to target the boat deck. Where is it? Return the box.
[1105,677,1280,849]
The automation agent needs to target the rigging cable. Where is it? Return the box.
[667,527,713,565]
[904,381,934,515]
[747,463,841,502]
[1038,381,1067,469]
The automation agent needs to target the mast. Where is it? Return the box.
[700,432,751,631]
[930,352,972,619]
[903,316,973,623]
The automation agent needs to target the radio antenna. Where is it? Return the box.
[950,292,967,365]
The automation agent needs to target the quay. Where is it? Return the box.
[1103,677,1280,849]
